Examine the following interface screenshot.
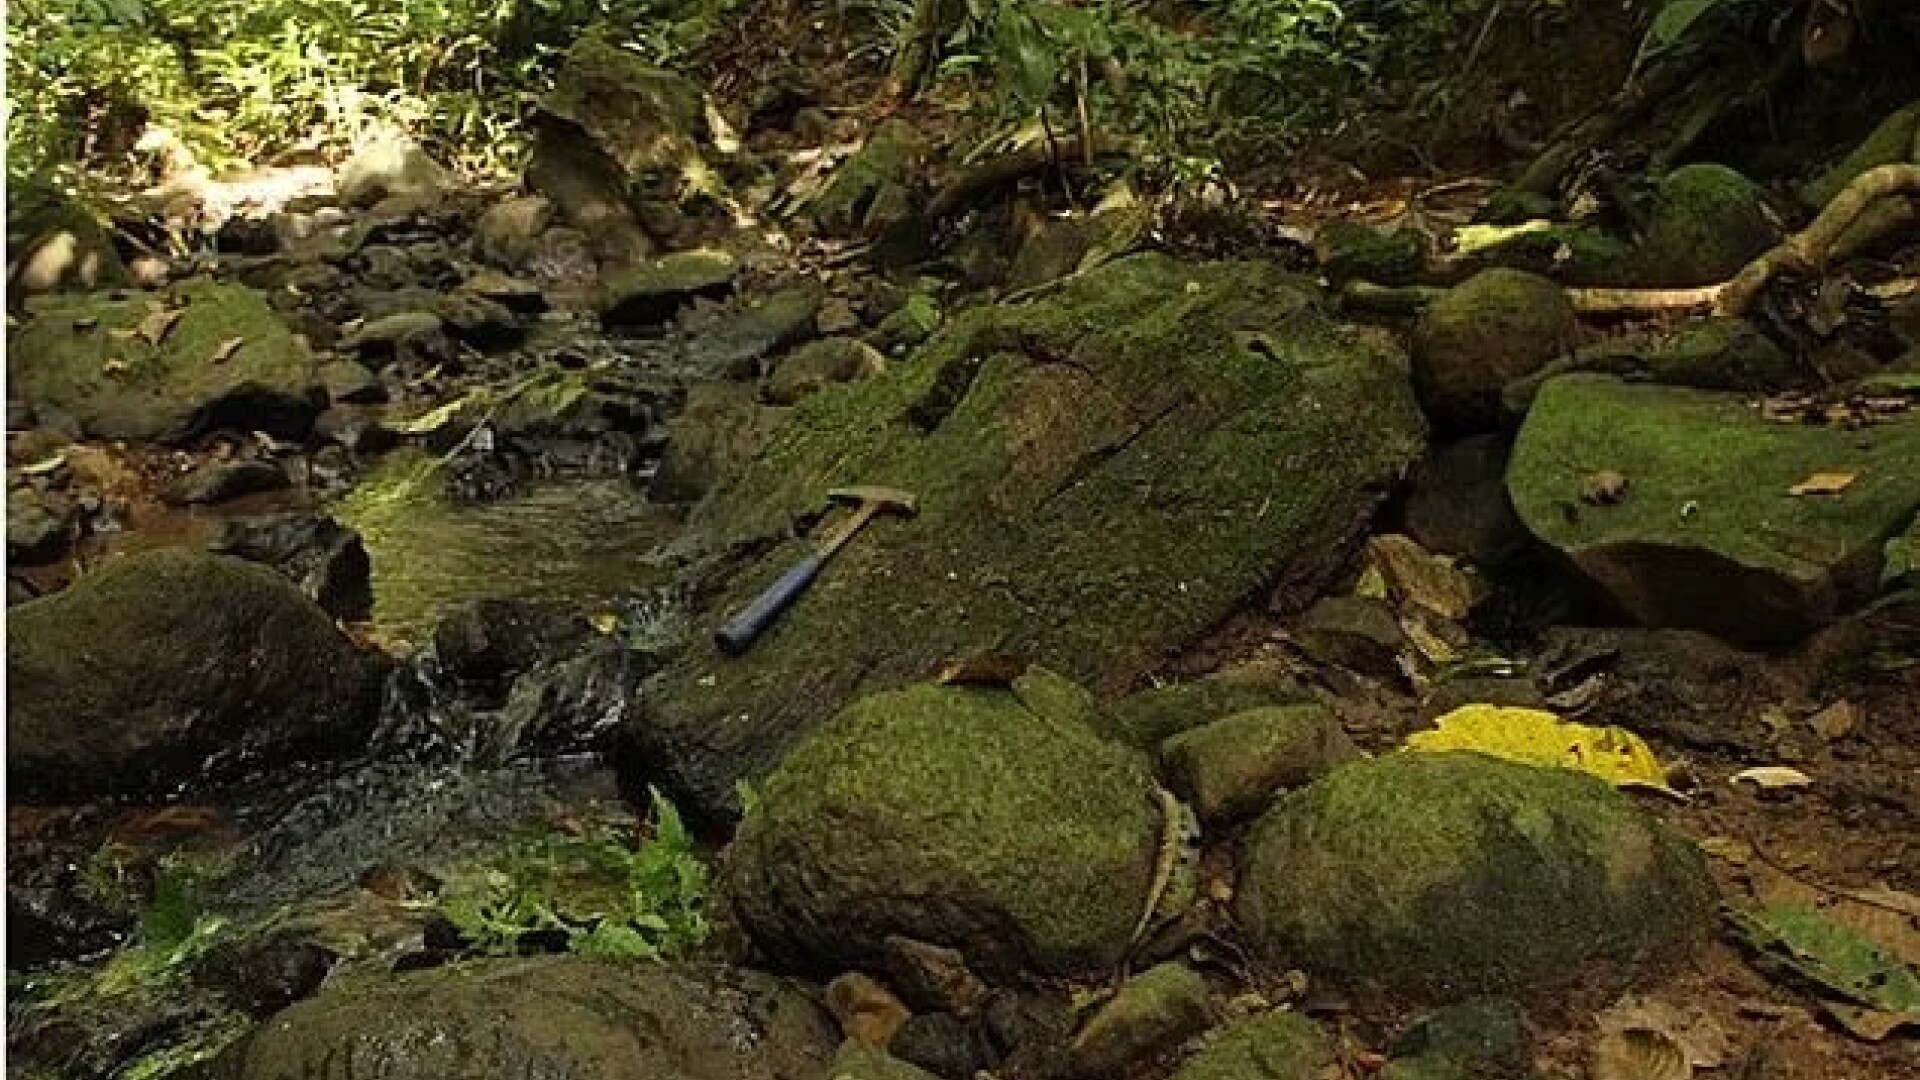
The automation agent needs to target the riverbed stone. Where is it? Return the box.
[1160,704,1360,824]
[1235,753,1714,1001]
[723,679,1160,979]
[636,254,1424,819]
[1412,268,1576,432]
[649,382,789,504]
[810,120,926,238]
[473,195,555,270]
[1067,962,1214,1077]
[600,249,739,326]
[765,337,889,405]
[7,548,385,799]
[1508,374,1920,643]
[8,279,323,443]
[1169,1010,1332,1080]
[1613,164,1776,288]
[214,957,837,1080]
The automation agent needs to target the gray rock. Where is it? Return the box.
[1160,704,1360,824]
[1236,753,1714,1001]
[472,196,554,270]
[7,486,73,565]
[213,957,838,1080]
[1067,962,1213,1077]
[1294,595,1408,677]
[683,285,822,379]
[7,548,384,799]
[337,133,450,210]
[210,513,374,622]
[1402,435,1529,569]
[600,249,739,326]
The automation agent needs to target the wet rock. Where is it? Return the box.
[343,309,443,349]
[491,643,653,761]
[1382,998,1536,1080]
[8,279,324,443]
[462,269,548,314]
[434,289,527,350]
[683,285,822,378]
[7,865,134,968]
[430,597,597,688]
[600,249,739,326]
[892,1013,991,1079]
[1067,962,1213,1077]
[642,255,1424,819]
[1531,627,1785,753]
[723,678,1161,978]
[810,120,926,238]
[1412,268,1577,432]
[1236,753,1714,1001]
[1294,595,1409,677]
[1401,435,1530,569]
[7,548,384,799]
[7,485,74,564]
[165,458,291,506]
[319,358,385,405]
[649,382,788,504]
[1169,1010,1331,1080]
[1508,374,1920,643]
[6,175,129,298]
[764,336,889,405]
[312,404,399,454]
[195,933,336,1016]
[1316,220,1426,285]
[473,195,555,270]
[211,513,374,621]
[1105,661,1310,751]
[337,133,450,210]
[213,957,838,1080]
[1502,317,1797,418]
[1160,704,1360,824]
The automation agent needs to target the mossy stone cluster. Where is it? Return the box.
[8,278,320,442]
[1235,752,1714,1001]
[1412,268,1576,432]
[1509,374,1920,643]
[637,253,1425,820]
[811,119,926,238]
[723,679,1160,978]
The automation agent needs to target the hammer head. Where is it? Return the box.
[829,485,918,517]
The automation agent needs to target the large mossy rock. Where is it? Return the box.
[1169,1010,1332,1080]
[809,119,926,238]
[1235,753,1714,1001]
[213,957,838,1080]
[7,548,385,800]
[1412,269,1576,433]
[1613,164,1776,288]
[1509,374,1920,643]
[8,279,322,442]
[634,254,1425,819]
[724,678,1161,979]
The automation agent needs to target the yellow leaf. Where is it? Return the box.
[589,613,619,635]
[1404,705,1678,795]
[1789,471,1858,496]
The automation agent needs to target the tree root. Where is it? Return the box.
[1715,162,1920,315]
[924,132,1133,223]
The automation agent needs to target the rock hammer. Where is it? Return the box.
[714,485,918,655]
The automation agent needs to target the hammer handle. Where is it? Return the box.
[713,550,828,655]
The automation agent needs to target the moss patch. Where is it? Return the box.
[1235,752,1713,1001]
[1170,1010,1332,1080]
[723,679,1159,978]
[634,254,1424,820]
[1508,374,1920,642]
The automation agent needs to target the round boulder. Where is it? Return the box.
[215,957,837,1080]
[1235,752,1712,1001]
[1412,269,1576,433]
[7,547,385,799]
[725,680,1160,978]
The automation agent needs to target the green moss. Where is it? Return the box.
[1316,221,1425,286]
[540,33,706,181]
[1235,752,1713,1000]
[1621,165,1775,288]
[648,254,1424,818]
[1508,374,1920,641]
[810,119,924,236]
[1104,662,1309,749]
[1170,1010,1332,1080]
[726,680,1159,977]
[8,278,317,442]
[1160,704,1359,824]
[1413,268,1575,430]
[1799,102,1920,210]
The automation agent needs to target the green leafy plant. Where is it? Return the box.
[433,788,711,960]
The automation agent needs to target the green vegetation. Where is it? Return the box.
[433,788,712,960]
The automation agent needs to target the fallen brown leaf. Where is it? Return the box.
[1788,471,1858,496]
[1582,469,1630,506]
[1806,699,1862,741]
[137,307,184,347]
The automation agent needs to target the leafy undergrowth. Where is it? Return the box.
[431,788,712,960]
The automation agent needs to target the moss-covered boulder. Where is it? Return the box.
[8,279,323,443]
[7,548,385,800]
[1067,961,1214,1077]
[764,337,888,406]
[1616,164,1776,288]
[1412,269,1576,432]
[1160,704,1361,824]
[1103,662,1310,751]
[633,255,1423,819]
[1509,374,1920,643]
[1169,1010,1332,1080]
[214,957,837,1080]
[1501,316,1797,418]
[538,33,706,183]
[1315,221,1425,286]
[723,679,1161,978]
[1886,515,1920,592]
[1799,102,1920,211]
[809,119,926,238]
[600,249,739,326]
[1235,753,1714,1001]
[649,383,790,504]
